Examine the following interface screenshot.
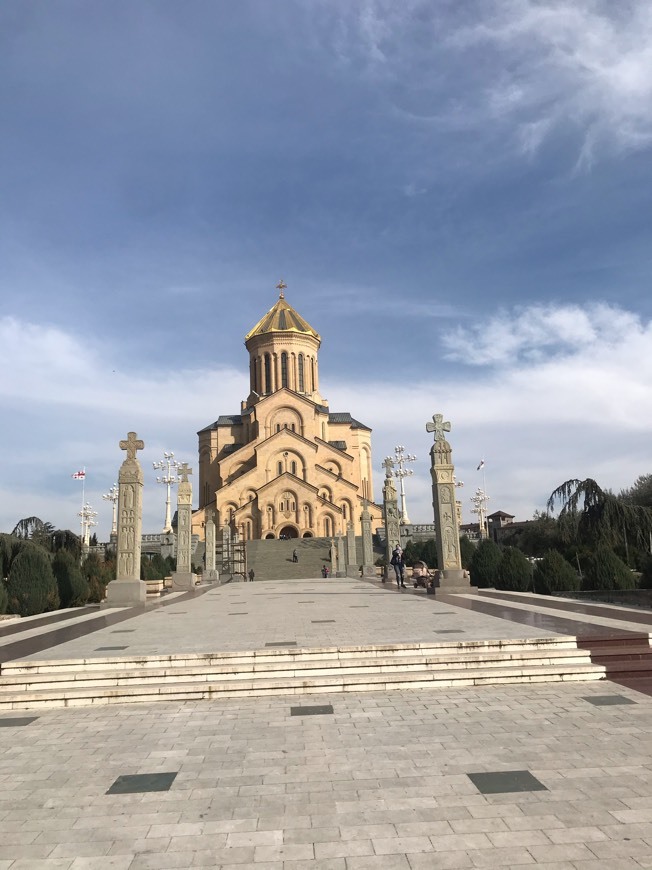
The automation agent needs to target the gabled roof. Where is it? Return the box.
[245,294,320,342]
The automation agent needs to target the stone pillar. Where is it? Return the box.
[105,431,147,607]
[204,509,219,582]
[172,463,198,590]
[361,501,376,577]
[345,523,358,578]
[426,413,475,595]
[336,533,346,577]
[329,537,337,575]
[382,457,401,581]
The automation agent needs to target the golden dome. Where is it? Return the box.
[245,284,320,342]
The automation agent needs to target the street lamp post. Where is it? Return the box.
[386,445,417,524]
[153,451,181,533]
[78,503,98,547]
[102,484,119,536]
[470,488,490,539]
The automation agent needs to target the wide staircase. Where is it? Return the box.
[0,636,607,711]
[245,537,337,581]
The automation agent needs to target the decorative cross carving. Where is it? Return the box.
[119,431,144,461]
[426,413,451,442]
[178,462,192,483]
[276,279,287,298]
[382,456,395,477]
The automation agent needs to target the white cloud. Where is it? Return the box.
[2,302,650,539]
[328,0,652,164]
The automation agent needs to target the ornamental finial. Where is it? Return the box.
[276,279,287,299]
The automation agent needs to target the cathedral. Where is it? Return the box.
[196,284,382,540]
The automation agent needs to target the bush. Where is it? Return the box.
[0,580,7,614]
[83,552,113,603]
[533,550,580,595]
[496,546,532,592]
[52,550,89,607]
[582,546,636,591]
[637,554,652,589]
[7,545,59,616]
[470,538,502,587]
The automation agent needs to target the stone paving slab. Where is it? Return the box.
[1,681,652,867]
[12,579,565,662]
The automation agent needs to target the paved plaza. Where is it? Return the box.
[1,578,652,868]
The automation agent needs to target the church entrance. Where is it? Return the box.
[279,525,298,539]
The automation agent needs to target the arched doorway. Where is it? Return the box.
[264,532,275,539]
[279,525,298,539]
[302,531,313,538]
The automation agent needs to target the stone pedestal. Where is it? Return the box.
[172,463,198,590]
[104,431,147,608]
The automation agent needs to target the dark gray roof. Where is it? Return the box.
[328,440,348,451]
[328,412,370,431]
[222,443,244,455]
[216,415,242,426]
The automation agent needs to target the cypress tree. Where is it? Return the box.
[583,546,635,591]
[7,545,59,616]
[533,550,580,595]
[470,538,502,588]
[496,546,532,592]
[52,550,89,607]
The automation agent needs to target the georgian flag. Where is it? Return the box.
[71,470,86,480]
[476,460,485,471]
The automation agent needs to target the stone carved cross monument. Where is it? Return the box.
[345,522,358,578]
[172,462,198,590]
[204,508,219,582]
[426,413,475,594]
[105,431,146,607]
[360,500,375,576]
[382,456,401,579]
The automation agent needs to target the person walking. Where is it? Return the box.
[248,568,255,582]
[390,545,406,588]
[292,548,298,563]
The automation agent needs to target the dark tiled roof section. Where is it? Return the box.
[328,440,348,451]
[216,415,242,426]
[328,412,371,431]
[222,443,244,455]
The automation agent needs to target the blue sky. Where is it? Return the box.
[2,0,652,538]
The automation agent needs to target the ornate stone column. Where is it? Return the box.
[360,500,376,577]
[105,431,146,607]
[336,533,346,577]
[382,457,400,581]
[204,508,219,582]
[425,413,475,595]
[172,463,198,590]
[329,537,337,575]
[345,522,358,578]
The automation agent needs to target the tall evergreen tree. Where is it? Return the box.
[470,538,502,588]
[533,550,580,595]
[496,547,532,592]
[52,550,89,607]
[583,546,635,591]
[7,545,59,616]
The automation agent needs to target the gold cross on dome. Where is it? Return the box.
[276,279,287,298]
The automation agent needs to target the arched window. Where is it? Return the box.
[342,503,348,520]
[264,354,271,393]
[278,461,283,476]
[291,460,297,475]
[311,357,315,392]
[281,352,288,388]
[298,354,304,392]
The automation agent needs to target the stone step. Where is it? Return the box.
[0,661,605,711]
[1,636,580,674]
[0,648,596,691]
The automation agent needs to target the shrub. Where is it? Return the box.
[0,580,7,614]
[470,538,502,588]
[582,546,636,591]
[459,535,476,570]
[637,554,652,590]
[496,546,532,592]
[7,545,59,616]
[533,550,580,595]
[83,552,112,603]
[52,550,89,607]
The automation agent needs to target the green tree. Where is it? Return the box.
[82,552,113,604]
[470,538,502,588]
[496,546,532,592]
[548,478,652,551]
[7,545,59,616]
[0,579,7,614]
[639,554,652,590]
[533,550,580,595]
[11,516,56,550]
[582,545,636,591]
[619,474,652,509]
[459,535,476,570]
[501,512,562,557]
[52,550,89,607]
